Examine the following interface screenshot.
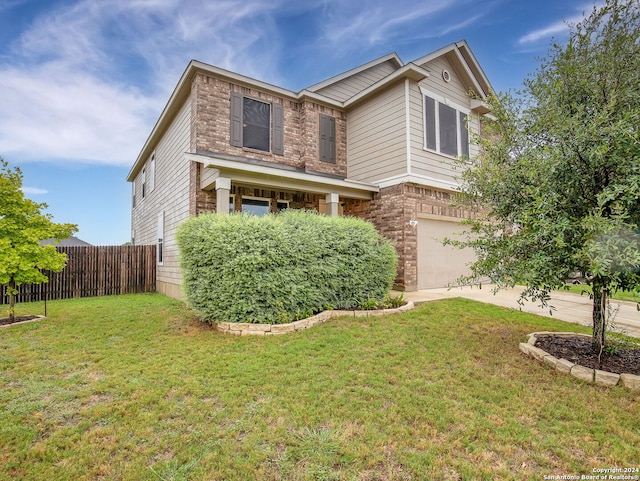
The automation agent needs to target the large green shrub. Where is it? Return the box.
[176,209,397,324]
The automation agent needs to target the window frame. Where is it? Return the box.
[157,211,164,266]
[141,166,146,199]
[420,88,471,159]
[242,97,271,152]
[276,200,289,212]
[230,92,284,155]
[241,196,271,216]
[148,151,155,193]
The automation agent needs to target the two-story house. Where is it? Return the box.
[127,40,492,299]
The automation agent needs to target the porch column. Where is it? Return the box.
[216,177,231,214]
[326,193,340,217]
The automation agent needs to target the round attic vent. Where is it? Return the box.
[442,69,451,83]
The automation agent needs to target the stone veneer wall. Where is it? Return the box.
[189,74,347,178]
[344,183,478,290]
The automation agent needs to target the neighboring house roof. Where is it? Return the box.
[40,236,92,247]
[127,40,490,182]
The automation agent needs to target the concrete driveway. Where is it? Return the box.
[401,285,640,338]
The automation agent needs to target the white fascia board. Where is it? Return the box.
[297,89,344,107]
[452,48,486,98]
[191,63,341,109]
[455,41,494,96]
[411,42,458,67]
[375,173,460,192]
[344,64,429,108]
[186,153,379,199]
[306,53,404,92]
[411,40,492,100]
[190,60,298,100]
[128,61,195,181]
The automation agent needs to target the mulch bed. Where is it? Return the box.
[535,334,640,376]
[0,315,41,327]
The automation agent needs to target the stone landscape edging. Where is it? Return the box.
[215,302,415,336]
[0,315,46,329]
[520,332,640,390]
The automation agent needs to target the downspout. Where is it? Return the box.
[404,78,412,175]
[404,77,413,290]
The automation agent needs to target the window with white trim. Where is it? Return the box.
[141,167,146,198]
[423,90,470,158]
[276,200,289,213]
[241,197,270,216]
[157,211,164,265]
[148,152,155,193]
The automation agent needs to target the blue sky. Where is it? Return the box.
[1,0,599,245]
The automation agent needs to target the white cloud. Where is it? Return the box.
[517,19,572,45]
[0,64,159,165]
[0,0,296,166]
[0,0,494,167]
[20,186,48,195]
[517,2,606,45]
[318,0,488,53]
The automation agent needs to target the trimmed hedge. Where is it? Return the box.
[176,209,398,324]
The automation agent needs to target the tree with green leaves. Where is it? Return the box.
[451,0,640,353]
[0,159,77,321]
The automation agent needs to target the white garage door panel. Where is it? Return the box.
[418,219,476,289]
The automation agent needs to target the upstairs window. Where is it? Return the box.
[423,91,470,159]
[243,97,270,151]
[230,93,284,155]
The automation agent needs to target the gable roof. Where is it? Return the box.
[127,40,492,182]
[306,53,403,93]
[411,40,493,98]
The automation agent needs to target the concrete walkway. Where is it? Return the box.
[400,285,640,338]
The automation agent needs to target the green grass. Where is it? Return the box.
[561,284,640,303]
[1,294,638,480]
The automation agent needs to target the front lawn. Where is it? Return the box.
[1,294,638,480]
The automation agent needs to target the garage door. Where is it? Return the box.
[417,218,476,289]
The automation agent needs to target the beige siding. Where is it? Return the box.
[131,95,192,293]
[347,81,408,182]
[409,56,481,187]
[316,60,397,103]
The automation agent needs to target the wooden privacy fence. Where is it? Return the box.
[0,245,156,304]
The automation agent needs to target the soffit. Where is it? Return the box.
[186,152,378,200]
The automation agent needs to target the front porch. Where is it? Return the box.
[187,151,378,217]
